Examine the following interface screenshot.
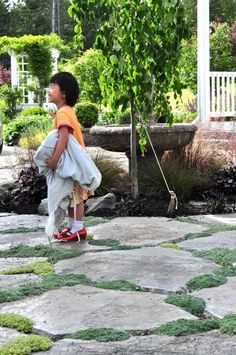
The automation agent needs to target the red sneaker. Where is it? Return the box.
[53,227,71,239]
[57,228,87,242]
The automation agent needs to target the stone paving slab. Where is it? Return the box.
[0,274,42,290]
[0,327,23,347]
[0,257,48,272]
[0,232,48,250]
[0,231,110,253]
[179,231,236,252]
[189,213,236,226]
[193,277,236,318]
[88,217,208,247]
[37,331,236,355]
[55,247,218,293]
[0,285,196,336]
[0,214,47,231]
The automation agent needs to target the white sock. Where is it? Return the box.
[70,220,83,233]
[68,217,74,228]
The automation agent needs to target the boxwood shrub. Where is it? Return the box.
[4,114,51,146]
[74,102,99,128]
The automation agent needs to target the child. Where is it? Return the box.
[46,71,88,241]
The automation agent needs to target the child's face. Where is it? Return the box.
[48,83,65,106]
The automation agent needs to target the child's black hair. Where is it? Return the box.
[49,72,80,107]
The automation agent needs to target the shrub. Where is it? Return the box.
[4,114,50,145]
[0,334,53,355]
[74,102,99,128]
[21,106,47,117]
[18,119,52,150]
[117,109,130,124]
[90,153,129,196]
[0,84,23,121]
[11,166,47,213]
[0,313,33,333]
[139,156,207,201]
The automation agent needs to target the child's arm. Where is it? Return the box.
[46,126,70,170]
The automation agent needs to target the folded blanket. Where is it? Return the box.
[34,129,102,236]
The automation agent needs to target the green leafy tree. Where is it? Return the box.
[70,0,188,198]
[0,0,9,36]
[183,0,236,28]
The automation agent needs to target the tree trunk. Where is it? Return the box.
[130,89,139,198]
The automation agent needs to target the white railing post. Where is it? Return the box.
[197,0,210,121]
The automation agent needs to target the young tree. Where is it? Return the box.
[70,0,188,198]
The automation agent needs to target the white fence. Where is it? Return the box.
[210,72,236,117]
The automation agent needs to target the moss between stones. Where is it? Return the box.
[88,239,137,250]
[83,216,108,228]
[194,248,236,267]
[66,328,130,342]
[153,319,220,336]
[0,334,53,355]
[215,266,236,278]
[176,217,210,226]
[1,261,54,276]
[0,274,142,304]
[0,313,33,333]
[165,295,206,317]
[186,273,226,292]
[1,227,44,234]
[220,314,236,335]
[185,232,212,240]
[160,243,180,250]
[152,314,236,337]
[95,279,143,292]
[0,244,82,264]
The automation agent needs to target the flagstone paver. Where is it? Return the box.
[36,331,236,355]
[0,327,23,346]
[0,257,48,272]
[193,277,236,318]
[54,247,218,293]
[0,231,110,252]
[179,231,236,252]
[88,217,208,247]
[0,274,42,290]
[188,213,236,226]
[0,214,47,231]
[0,285,196,336]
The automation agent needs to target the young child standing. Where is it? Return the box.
[46,71,88,242]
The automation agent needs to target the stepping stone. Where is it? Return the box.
[0,327,23,346]
[0,232,48,250]
[189,213,236,226]
[193,277,236,318]
[36,331,236,355]
[179,231,236,252]
[0,257,48,272]
[88,217,207,247]
[0,285,196,336]
[0,214,47,231]
[54,247,218,293]
[0,274,42,290]
[0,231,110,253]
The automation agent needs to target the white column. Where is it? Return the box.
[197,0,210,121]
[8,50,18,87]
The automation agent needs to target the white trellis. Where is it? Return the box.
[9,48,60,107]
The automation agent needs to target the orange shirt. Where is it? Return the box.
[53,106,85,147]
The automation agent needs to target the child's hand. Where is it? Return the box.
[45,158,58,171]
